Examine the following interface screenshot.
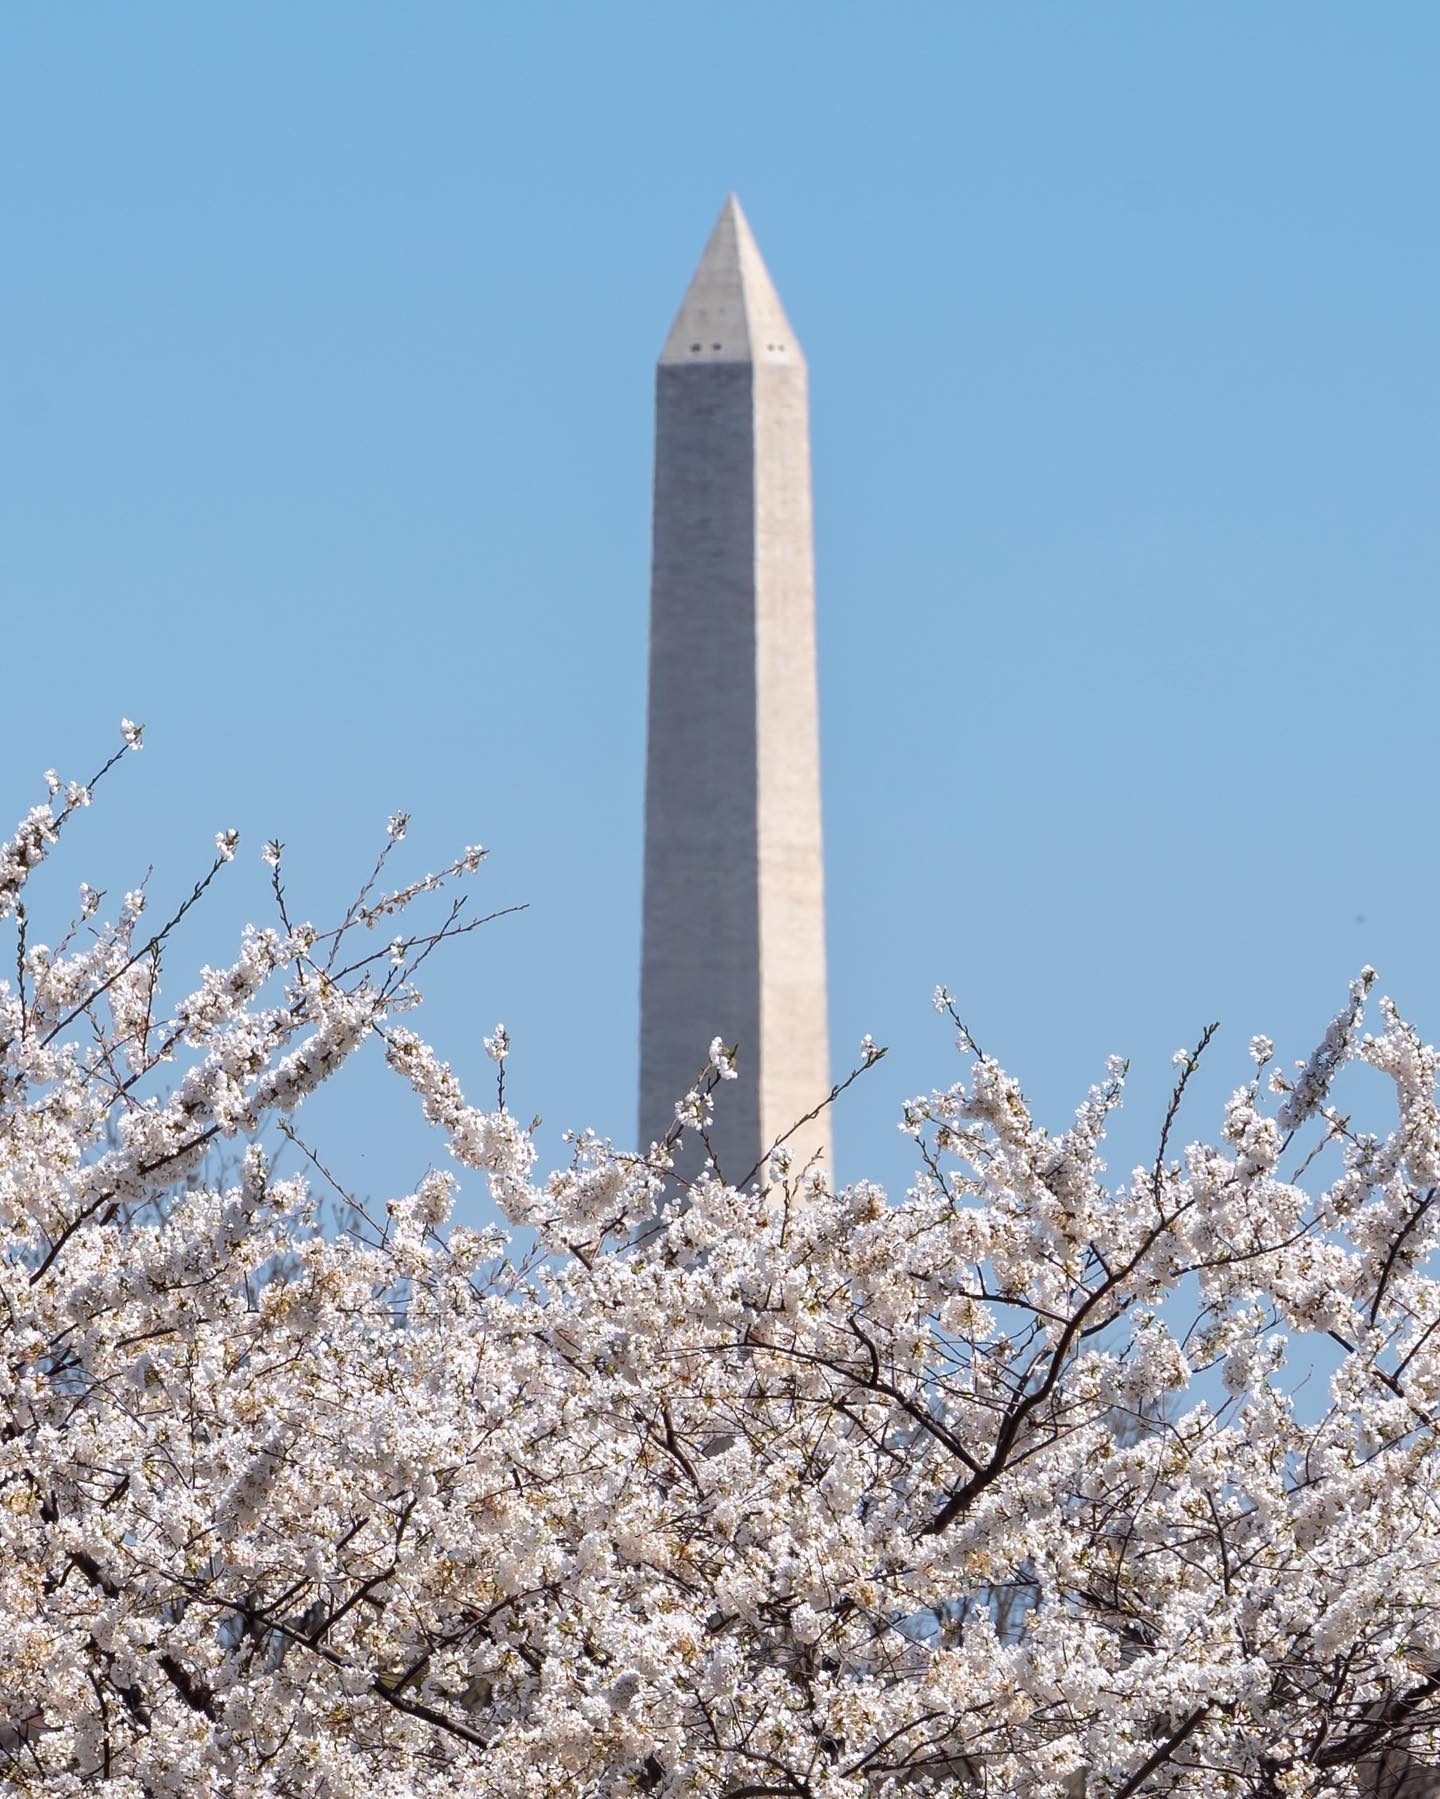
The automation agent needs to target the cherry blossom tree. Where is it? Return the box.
[4,725,1440,1797]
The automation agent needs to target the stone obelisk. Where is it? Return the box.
[639,195,831,1182]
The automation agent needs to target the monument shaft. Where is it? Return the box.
[639,197,831,1181]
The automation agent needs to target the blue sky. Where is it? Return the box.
[3,5,1437,1214]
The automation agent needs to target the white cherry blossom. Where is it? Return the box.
[2,730,1440,1795]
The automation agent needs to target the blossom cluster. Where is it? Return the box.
[4,729,1440,1796]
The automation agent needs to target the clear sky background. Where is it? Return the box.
[3,5,1437,1218]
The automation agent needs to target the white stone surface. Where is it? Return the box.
[639,197,832,1183]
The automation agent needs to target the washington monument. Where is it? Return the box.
[639,196,832,1181]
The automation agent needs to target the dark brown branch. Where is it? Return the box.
[1111,1705,1208,1799]
[1154,1023,1218,1196]
[1370,1186,1437,1326]
[42,851,232,1047]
